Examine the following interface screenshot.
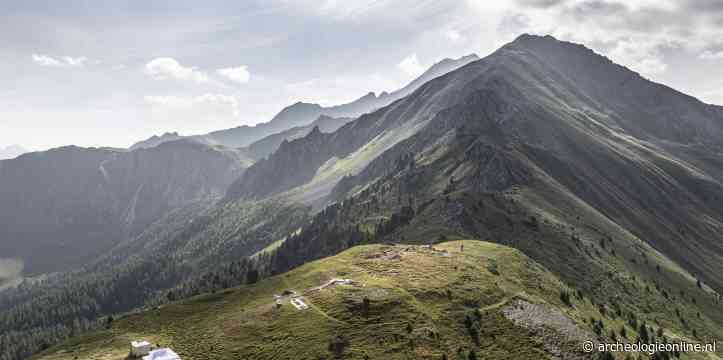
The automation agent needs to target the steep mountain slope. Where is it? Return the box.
[0,140,250,275]
[200,102,329,148]
[0,196,310,360]
[130,54,479,151]
[377,54,480,104]
[231,35,723,294]
[242,115,353,161]
[227,54,504,202]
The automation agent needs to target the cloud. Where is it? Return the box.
[143,94,239,116]
[32,54,87,67]
[515,0,566,8]
[699,50,723,60]
[497,13,533,36]
[62,56,88,66]
[216,65,251,84]
[144,57,208,83]
[635,57,668,75]
[32,54,63,67]
[699,85,723,105]
[397,53,425,77]
[597,38,669,76]
[443,29,463,42]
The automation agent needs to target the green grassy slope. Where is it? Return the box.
[32,240,720,360]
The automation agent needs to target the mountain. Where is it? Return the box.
[0,145,27,160]
[230,34,723,294]
[221,32,723,351]
[0,53,483,360]
[129,132,184,150]
[378,54,480,104]
[0,140,250,276]
[5,35,723,360]
[242,115,353,161]
[129,54,480,151]
[199,102,327,148]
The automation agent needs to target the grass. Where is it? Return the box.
[31,240,580,360]
[31,239,722,360]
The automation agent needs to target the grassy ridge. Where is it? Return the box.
[33,241,574,360]
[32,240,722,360]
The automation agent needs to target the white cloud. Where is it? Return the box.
[594,37,670,77]
[317,0,388,20]
[143,94,239,117]
[397,53,425,77]
[443,29,463,42]
[143,57,208,83]
[216,65,251,84]
[61,56,88,66]
[635,57,668,75]
[32,54,87,67]
[699,50,723,60]
[32,54,63,67]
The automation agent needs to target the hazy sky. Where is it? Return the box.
[1,0,723,150]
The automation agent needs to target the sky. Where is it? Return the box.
[1,0,723,151]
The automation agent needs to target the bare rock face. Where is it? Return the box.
[504,300,593,360]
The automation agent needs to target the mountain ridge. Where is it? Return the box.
[129,54,480,151]
[229,34,723,294]
[0,140,250,275]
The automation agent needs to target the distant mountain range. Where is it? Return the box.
[0,145,27,160]
[0,53,479,279]
[130,54,480,151]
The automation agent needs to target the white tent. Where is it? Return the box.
[130,341,151,357]
[142,348,181,360]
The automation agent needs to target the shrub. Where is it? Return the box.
[560,290,572,307]
[328,335,348,358]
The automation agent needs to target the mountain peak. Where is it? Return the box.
[513,33,558,43]
[427,54,479,73]
[309,125,322,136]
[504,33,605,62]
[130,132,185,151]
